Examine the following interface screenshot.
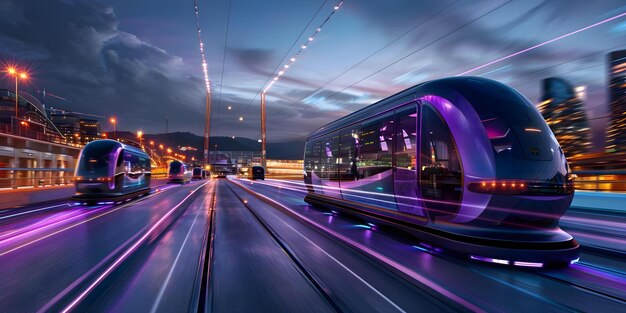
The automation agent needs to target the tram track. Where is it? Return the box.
[222,182,345,312]
[222,179,469,313]
[230,177,626,312]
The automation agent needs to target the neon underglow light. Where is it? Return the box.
[513,261,543,268]
[570,258,580,265]
[413,245,429,252]
[459,11,626,76]
[471,255,510,265]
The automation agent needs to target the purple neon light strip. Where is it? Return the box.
[61,182,209,313]
[230,179,485,312]
[513,261,543,268]
[458,12,626,76]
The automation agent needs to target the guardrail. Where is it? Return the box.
[0,168,171,190]
[1,167,625,192]
[0,168,74,189]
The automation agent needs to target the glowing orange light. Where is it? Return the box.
[7,67,16,75]
[19,72,28,79]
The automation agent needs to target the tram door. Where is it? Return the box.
[394,103,427,222]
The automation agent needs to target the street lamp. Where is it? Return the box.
[109,117,117,140]
[6,67,29,120]
[137,130,144,148]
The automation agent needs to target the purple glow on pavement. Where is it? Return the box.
[61,182,209,313]
[230,179,486,313]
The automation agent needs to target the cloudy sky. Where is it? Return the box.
[1,0,625,148]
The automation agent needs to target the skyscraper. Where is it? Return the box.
[606,50,626,153]
[538,77,592,158]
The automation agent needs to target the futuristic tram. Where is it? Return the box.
[167,160,192,184]
[303,77,579,267]
[74,140,152,202]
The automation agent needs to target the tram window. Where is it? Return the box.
[338,126,360,181]
[357,113,394,179]
[304,142,313,172]
[420,105,462,217]
[319,132,340,180]
[395,106,417,171]
[310,139,323,176]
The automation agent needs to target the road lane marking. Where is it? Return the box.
[0,203,71,221]
[230,179,485,312]
[60,181,210,313]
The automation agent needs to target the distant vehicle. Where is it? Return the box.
[167,160,192,184]
[248,166,265,180]
[208,153,235,178]
[73,139,151,202]
[212,171,229,178]
[192,167,203,180]
[304,77,579,267]
[202,169,208,179]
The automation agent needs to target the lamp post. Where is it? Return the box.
[7,67,28,122]
[110,117,117,140]
[137,130,144,148]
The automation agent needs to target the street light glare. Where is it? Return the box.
[7,67,16,75]
[19,72,28,79]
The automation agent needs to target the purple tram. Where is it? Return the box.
[74,140,152,203]
[303,77,579,267]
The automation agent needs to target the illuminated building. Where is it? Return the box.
[50,111,81,144]
[79,119,101,145]
[606,50,626,153]
[50,111,102,145]
[538,77,591,158]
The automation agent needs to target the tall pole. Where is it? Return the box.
[204,91,211,166]
[261,92,267,169]
[14,76,18,119]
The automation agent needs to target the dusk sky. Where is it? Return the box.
[1,0,626,147]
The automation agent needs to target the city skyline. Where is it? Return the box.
[1,0,626,147]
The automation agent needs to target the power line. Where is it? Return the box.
[241,0,330,114]
[272,0,512,124]
[267,0,458,122]
[216,0,233,136]
[193,0,211,94]
[457,11,626,76]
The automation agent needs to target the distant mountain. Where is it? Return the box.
[107,131,305,160]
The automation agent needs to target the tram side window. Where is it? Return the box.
[319,132,340,180]
[420,105,462,217]
[395,106,417,171]
[304,142,313,173]
[338,127,360,181]
[310,139,323,177]
[357,113,394,179]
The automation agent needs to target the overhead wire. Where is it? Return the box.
[240,0,330,114]
[267,0,459,122]
[217,0,233,138]
[270,0,512,124]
